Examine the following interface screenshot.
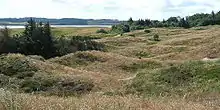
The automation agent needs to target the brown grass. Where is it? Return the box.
[1,89,219,110]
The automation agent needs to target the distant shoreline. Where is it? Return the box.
[0,24,112,29]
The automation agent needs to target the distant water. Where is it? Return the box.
[0,25,112,29]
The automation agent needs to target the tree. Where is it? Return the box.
[211,11,216,25]
[21,19,55,58]
[42,22,55,58]
[144,19,152,27]
[0,27,10,52]
[167,17,178,23]
[179,18,190,28]
[136,19,145,26]
[128,17,134,25]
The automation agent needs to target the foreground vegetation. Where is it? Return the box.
[2,18,220,109]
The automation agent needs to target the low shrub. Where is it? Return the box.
[128,34,135,37]
[153,34,160,41]
[96,29,108,34]
[130,25,145,30]
[144,29,151,33]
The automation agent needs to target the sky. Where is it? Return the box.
[0,0,220,20]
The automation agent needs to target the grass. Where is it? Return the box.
[3,26,220,109]
[0,89,218,110]
[11,27,113,38]
[128,60,220,97]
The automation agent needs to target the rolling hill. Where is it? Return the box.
[1,26,220,109]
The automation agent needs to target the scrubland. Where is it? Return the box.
[2,26,220,110]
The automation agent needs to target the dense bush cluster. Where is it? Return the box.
[54,36,104,56]
[0,18,104,59]
[111,24,130,33]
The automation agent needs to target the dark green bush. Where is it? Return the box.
[128,34,135,37]
[144,29,151,33]
[96,29,108,34]
[153,34,159,41]
[54,36,105,56]
[111,24,130,33]
[20,78,41,93]
[130,25,145,30]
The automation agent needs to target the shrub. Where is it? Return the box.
[20,78,41,93]
[57,80,94,96]
[153,34,159,41]
[130,25,145,30]
[19,75,95,95]
[0,54,37,78]
[96,29,108,34]
[144,29,151,33]
[54,36,105,56]
[111,24,130,33]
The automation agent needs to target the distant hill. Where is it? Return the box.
[0,17,121,25]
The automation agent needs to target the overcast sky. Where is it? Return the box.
[0,0,219,20]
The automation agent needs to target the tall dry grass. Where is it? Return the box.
[0,88,219,110]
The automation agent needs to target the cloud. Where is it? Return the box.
[0,0,220,20]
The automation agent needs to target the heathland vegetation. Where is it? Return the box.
[1,11,220,109]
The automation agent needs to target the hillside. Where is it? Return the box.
[1,26,220,109]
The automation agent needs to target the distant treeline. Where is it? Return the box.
[0,18,120,25]
[111,11,220,33]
